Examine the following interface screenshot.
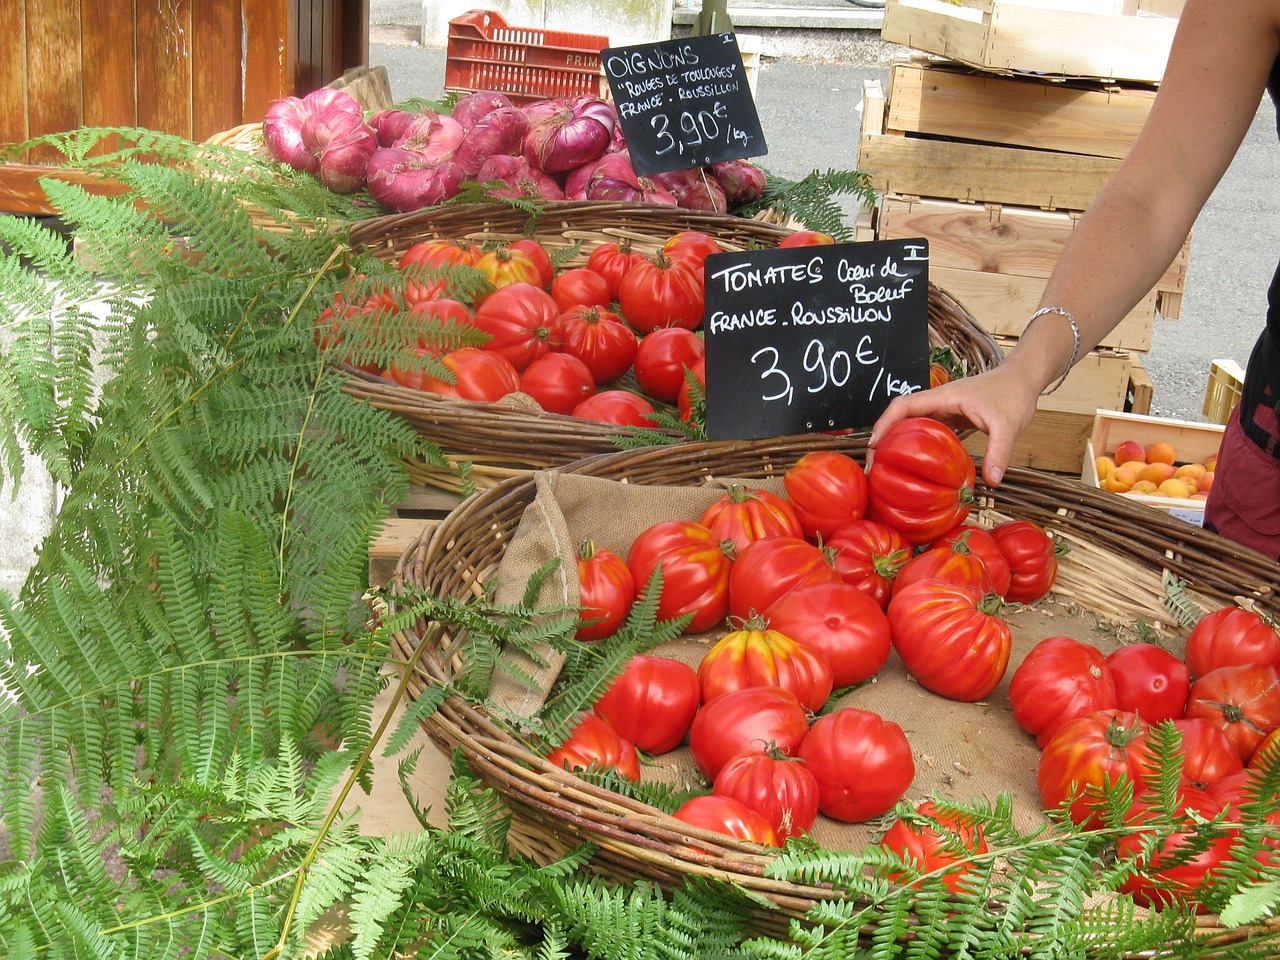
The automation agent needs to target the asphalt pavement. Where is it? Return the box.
[367,24,1280,424]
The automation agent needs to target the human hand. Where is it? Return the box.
[868,367,1041,487]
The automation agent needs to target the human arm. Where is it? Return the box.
[870,0,1280,485]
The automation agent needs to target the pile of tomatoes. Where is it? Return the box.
[322,227,838,427]
[1010,606,1280,910]
[546,418,1060,858]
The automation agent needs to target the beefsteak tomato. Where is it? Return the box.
[689,686,810,780]
[697,617,834,711]
[781,450,870,541]
[990,519,1059,604]
[713,748,820,841]
[1184,662,1280,762]
[879,800,989,893]
[867,417,976,545]
[671,794,779,848]
[727,535,841,621]
[626,519,733,634]
[1037,708,1151,828]
[826,519,912,610]
[575,540,635,642]
[698,484,804,553]
[571,389,656,427]
[763,580,892,688]
[1185,607,1280,678]
[618,253,704,334]
[593,654,700,754]
[558,305,637,384]
[545,711,642,782]
[797,708,915,823]
[472,282,562,371]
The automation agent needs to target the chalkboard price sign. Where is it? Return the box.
[602,33,767,176]
[701,240,931,441]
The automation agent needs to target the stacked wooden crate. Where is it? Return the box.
[857,0,1187,474]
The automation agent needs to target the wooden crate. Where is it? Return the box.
[1202,358,1245,425]
[962,350,1151,474]
[1081,409,1224,524]
[0,0,369,217]
[874,196,1191,349]
[858,77,1119,212]
[880,0,1180,84]
[885,59,1157,160]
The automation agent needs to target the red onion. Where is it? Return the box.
[653,166,728,213]
[522,96,616,173]
[302,88,363,119]
[451,90,516,131]
[454,107,530,176]
[710,159,767,207]
[565,152,676,205]
[263,97,319,172]
[367,148,466,212]
[395,111,465,163]
[369,108,419,148]
[318,123,378,194]
[476,154,565,202]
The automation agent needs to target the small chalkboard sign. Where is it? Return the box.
[602,33,767,177]
[702,240,931,441]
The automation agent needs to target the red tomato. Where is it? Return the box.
[1116,787,1233,912]
[989,519,1059,604]
[618,254,704,334]
[398,239,483,305]
[545,712,642,782]
[1185,607,1280,678]
[879,800,989,893]
[797,708,915,823]
[571,389,656,427]
[405,297,474,352]
[593,654,699,754]
[1105,643,1190,723]
[318,288,400,372]
[587,239,643,301]
[551,267,612,312]
[1185,662,1280,762]
[727,536,841,621]
[558,305,637,384]
[927,523,1013,598]
[929,362,952,388]
[892,539,996,597]
[867,417,977,545]
[713,749,820,841]
[520,351,596,414]
[1159,717,1245,789]
[508,238,554,288]
[888,579,1012,703]
[1009,636,1117,748]
[626,519,733,634]
[698,484,804,553]
[1037,709,1151,828]
[1250,727,1280,772]
[698,619,834,712]
[764,580,892,688]
[781,450,870,541]
[778,229,836,247]
[633,327,705,403]
[410,347,521,401]
[384,345,443,393]
[671,794,779,848]
[472,282,562,372]
[677,356,706,426]
[476,245,544,290]
[662,230,725,270]
[826,519,912,610]
[575,540,635,642]
[689,686,811,780]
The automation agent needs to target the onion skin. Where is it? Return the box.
[451,90,517,131]
[475,154,565,202]
[454,107,530,175]
[395,111,465,163]
[567,152,676,205]
[653,166,729,212]
[710,159,767,207]
[522,96,616,173]
[318,124,378,194]
[369,108,418,148]
[367,148,466,212]
[263,97,319,172]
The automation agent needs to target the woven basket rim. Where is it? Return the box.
[390,432,1280,944]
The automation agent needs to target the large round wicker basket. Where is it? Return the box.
[389,433,1280,948]
[343,201,1004,492]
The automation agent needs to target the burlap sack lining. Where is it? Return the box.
[488,471,1185,852]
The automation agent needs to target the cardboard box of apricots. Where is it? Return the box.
[1082,409,1225,525]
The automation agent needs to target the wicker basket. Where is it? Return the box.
[389,433,1280,945]
[342,201,1004,492]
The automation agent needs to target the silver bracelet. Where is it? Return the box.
[1024,306,1080,395]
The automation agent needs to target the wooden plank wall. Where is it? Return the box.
[1,0,369,214]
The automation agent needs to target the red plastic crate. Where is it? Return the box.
[445,9,610,104]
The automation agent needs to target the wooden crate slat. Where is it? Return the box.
[136,1,193,138]
[0,2,27,144]
[190,0,242,141]
[24,1,82,163]
[886,60,1156,160]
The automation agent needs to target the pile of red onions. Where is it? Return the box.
[260,88,767,215]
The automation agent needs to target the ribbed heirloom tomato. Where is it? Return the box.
[1009,636,1117,748]
[689,686,810,780]
[879,800,989,892]
[763,580,892,688]
[888,579,1011,702]
[472,282,562,372]
[1116,787,1234,911]
[618,253,704,334]
[867,417,976,545]
[593,654,699,754]
[698,484,804,553]
[727,536,841,621]
[398,238,482,305]
[713,748,820,841]
[697,617,834,712]
[928,523,1013,598]
[545,712,641,782]
[826,518,912,610]
[475,245,544,290]
[551,267,612,311]
[797,708,915,823]
[408,347,520,401]
[1184,662,1280,762]
[1184,606,1280,677]
[672,794,779,848]
[586,239,642,300]
[558,305,637,384]
[1037,708,1151,828]
[891,537,997,597]
[781,450,869,541]
[571,390,656,427]
[626,519,733,634]
[574,540,634,642]
[990,519,1059,604]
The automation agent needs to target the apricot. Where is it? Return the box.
[1146,440,1176,465]
[1199,471,1215,492]
[1129,479,1159,495]
[1205,454,1219,472]
[1101,467,1137,493]
[1174,462,1207,483]
[1137,462,1176,485]
[1094,456,1117,481]
[1114,439,1146,464]
[1118,459,1148,476]
[1156,478,1193,499]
